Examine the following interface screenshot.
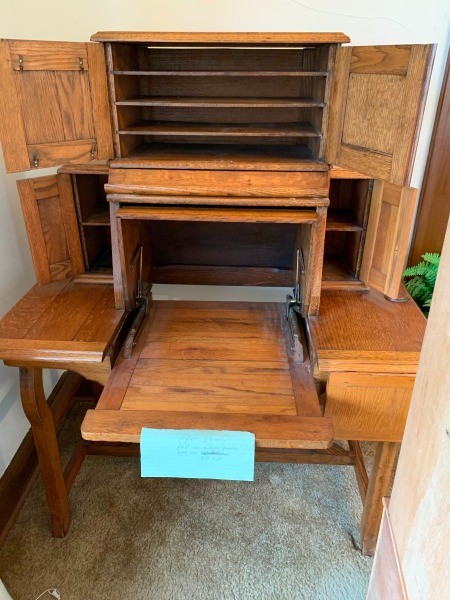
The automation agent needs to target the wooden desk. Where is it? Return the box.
[81,300,333,449]
[0,279,128,536]
[0,283,425,555]
[307,288,426,554]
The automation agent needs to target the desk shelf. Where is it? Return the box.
[107,41,333,161]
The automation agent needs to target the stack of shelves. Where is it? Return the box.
[106,43,335,161]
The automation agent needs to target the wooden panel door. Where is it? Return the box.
[327,45,435,186]
[359,180,417,299]
[0,40,113,173]
[17,174,85,284]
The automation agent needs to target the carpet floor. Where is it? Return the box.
[0,405,373,600]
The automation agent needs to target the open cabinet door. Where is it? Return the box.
[17,174,85,284]
[327,45,434,186]
[359,180,417,299]
[0,39,113,173]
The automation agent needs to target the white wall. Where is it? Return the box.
[0,0,449,476]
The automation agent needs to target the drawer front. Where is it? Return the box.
[325,371,415,442]
[106,168,329,198]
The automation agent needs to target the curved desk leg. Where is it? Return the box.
[360,441,398,555]
[20,367,70,537]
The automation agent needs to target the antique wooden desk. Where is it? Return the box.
[0,281,425,554]
[0,32,432,555]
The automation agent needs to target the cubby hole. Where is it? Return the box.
[107,42,333,162]
[71,174,112,274]
[322,178,373,289]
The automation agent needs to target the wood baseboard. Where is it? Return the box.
[0,371,83,546]
[366,499,407,599]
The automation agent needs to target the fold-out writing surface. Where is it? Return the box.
[140,429,255,481]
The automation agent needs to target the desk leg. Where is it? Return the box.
[360,441,398,556]
[20,367,70,537]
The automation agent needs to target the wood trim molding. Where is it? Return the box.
[0,371,83,545]
[409,47,450,264]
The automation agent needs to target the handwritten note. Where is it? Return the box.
[140,429,255,481]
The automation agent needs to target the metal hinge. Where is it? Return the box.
[79,57,84,71]
[18,55,24,71]
[32,154,39,168]
[90,144,96,159]
[285,300,305,363]
[123,245,150,359]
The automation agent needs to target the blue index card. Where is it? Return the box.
[140,428,255,481]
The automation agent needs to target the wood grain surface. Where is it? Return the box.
[91,32,350,43]
[86,300,331,448]
[0,280,126,367]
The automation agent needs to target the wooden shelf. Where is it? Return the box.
[321,256,368,291]
[326,210,363,231]
[112,70,328,77]
[112,142,325,171]
[117,206,318,224]
[115,96,325,108]
[82,209,110,226]
[118,121,322,138]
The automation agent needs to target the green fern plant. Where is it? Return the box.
[403,252,440,315]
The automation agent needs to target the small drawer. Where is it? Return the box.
[106,168,329,198]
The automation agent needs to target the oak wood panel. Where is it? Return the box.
[53,71,95,140]
[113,70,328,76]
[86,43,114,161]
[107,168,328,198]
[0,40,113,172]
[0,279,71,339]
[0,40,30,172]
[143,331,287,358]
[8,40,89,71]
[155,305,280,322]
[308,206,326,315]
[147,316,283,340]
[110,143,328,171]
[314,350,421,376]
[15,71,67,144]
[57,174,85,278]
[307,288,425,376]
[326,46,351,165]
[17,174,85,285]
[82,409,333,449]
[17,179,53,284]
[328,44,434,185]
[121,360,297,415]
[57,162,109,175]
[26,141,97,170]
[117,205,317,224]
[116,96,324,108]
[119,121,321,137]
[91,32,350,43]
[151,266,293,287]
[309,288,425,353]
[24,282,105,341]
[360,181,417,299]
[0,280,126,367]
[410,49,450,265]
[72,286,126,343]
[108,194,329,207]
[325,372,414,441]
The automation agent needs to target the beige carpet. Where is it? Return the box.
[0,405,373,600]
